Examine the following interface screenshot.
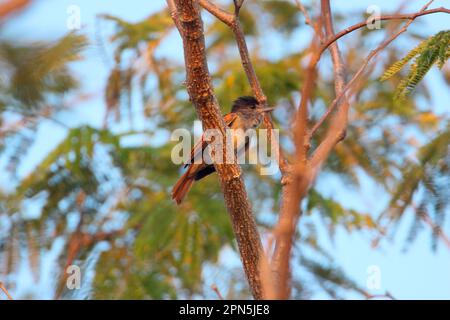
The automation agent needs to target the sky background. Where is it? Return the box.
[1,0,449,299]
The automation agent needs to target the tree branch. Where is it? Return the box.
[310,0,437,169]
[0,282,13,300]
[198,0,234,26]
[319,7,450,58]
[294,0,313,27]
[166,0,182,31]
[168,0,265,300]
[198,1,300,298]
[0,0,30,20]
[305,4,450,137]
[198,0,264,102]
[198,0,289,176]
[321,1,346,93]
[185,0,444,300]
[310,0,349,158]
[233,0,244,16]
[311,5,449,137]
[268,0,441,300]
[269,12,323,302]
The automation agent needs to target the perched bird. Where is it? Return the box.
[171,96,274,204]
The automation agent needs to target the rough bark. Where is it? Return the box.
[170,0,265,299]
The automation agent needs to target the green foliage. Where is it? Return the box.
[207,8,257,50]
[0,33,87,111]
[381,30,450,99]
[214,55,301,107]
[386,124,450,249]
[17,126,119,234]
[0,33,87,174]
[301,256,366,299]
[2,2,449,301]
[100,12,172,59]
[90,140,233,298]
[260,0,302,33]
[308,189,377,236]
[100,10,174,122]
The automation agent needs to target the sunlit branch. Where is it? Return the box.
[0,0,30,19]
[0,282,13,300]
[319,7,450,58]
[310,0,437,165]
[198,0,290,176]
[167,0,265,300]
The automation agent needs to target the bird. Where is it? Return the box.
[171,96,274,205]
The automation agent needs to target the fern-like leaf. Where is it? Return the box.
[380,39,430,81]
[381,30,450,99]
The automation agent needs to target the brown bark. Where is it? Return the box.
[170,0,447,300]
[319,7,450,58]
[0,0,30,20]
[169,0,265,299]
[198,0,290,177]
[0,282,13,300]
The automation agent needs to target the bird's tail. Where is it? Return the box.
[172,169,195,205]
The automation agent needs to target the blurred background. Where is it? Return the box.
[0,0,449,299]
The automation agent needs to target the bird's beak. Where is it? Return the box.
[258,107,275,113]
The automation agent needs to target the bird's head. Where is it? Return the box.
[231,96,274,114]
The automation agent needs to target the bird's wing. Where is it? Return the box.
[223,112,238,126]
[185,112,238,167]
[186,136,207,168]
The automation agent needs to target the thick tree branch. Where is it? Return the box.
[187,0,444,300]
[198,1,300,298]
[168,0,265,299]
[269,13,323,302]
[268,0,441,300]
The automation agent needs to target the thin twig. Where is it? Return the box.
[319,7,450,58]
[310,0,436,169]
[198,0,234,26]
[233,0,244,16]
[365,291,396,300]
[310,3,447,137]
[309,0,349,154]
[198,0,290,176]
[211,284,224,300]
[0,0,30,19]
[0,282,13,300]
[294,0,313,27]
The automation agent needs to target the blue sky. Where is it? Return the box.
[2,0,449,299]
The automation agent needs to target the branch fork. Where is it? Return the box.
[166,0,447,300]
